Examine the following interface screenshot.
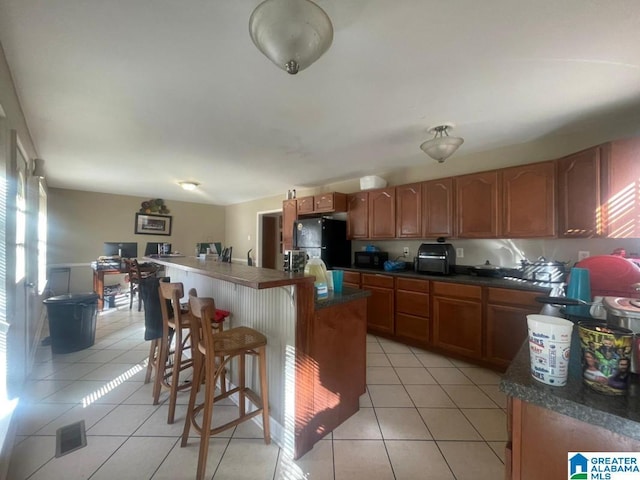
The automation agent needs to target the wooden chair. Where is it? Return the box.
[123,258,155,311]
[181,296,270,480]
[187,287,230,333]
[151,282,194,424]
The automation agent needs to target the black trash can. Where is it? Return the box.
[43,292,99,353]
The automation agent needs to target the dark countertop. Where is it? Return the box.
[500,305,640,441]
[338,266,558,294]
[314,286,371,310]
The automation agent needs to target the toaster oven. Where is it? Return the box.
[416,243,456,275]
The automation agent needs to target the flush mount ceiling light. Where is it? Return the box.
[420,124,464,163]
[179,181,199,191]
[249,0,333,75]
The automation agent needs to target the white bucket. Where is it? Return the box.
[527,314,574,386]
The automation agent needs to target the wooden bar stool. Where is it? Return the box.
[181,296,270,480]
[151,282,194,424]
[186,287,230,333]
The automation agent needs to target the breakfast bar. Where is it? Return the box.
[147,256,370,460]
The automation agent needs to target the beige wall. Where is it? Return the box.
[48,188,225,291]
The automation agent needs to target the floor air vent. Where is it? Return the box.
[55,420,87,458]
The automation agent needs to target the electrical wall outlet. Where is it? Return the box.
[456,248,464,258]
[403,247,410,257]
[578,251,590,261]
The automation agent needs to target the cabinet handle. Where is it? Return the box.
[383,192,391,198]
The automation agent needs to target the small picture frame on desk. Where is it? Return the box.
[135,213,172,236]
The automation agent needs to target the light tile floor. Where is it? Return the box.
[9,300,507,479]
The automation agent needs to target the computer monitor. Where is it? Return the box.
[144,242,171,256]
[103,242,138,258]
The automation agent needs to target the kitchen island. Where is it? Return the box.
[500,307,640,479]
[146,256,370,460]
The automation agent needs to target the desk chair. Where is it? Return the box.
[123,258,156,311]
[181,296,270,480]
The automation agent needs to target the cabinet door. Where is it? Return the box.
[347,192,369,239]
[485,287,541,369]
[315,192,347,213]
[368,188,396,239]
[605,137,640,238]
[422,178,454,238]
[502,161,556,238]
[432,295,482,358]
[456,171,501,238]
[362,274,394,335]
[297,196,314,215]
[557,146,603,238]
[396,183,422,238]
[485,304,537,370]
[282,200,297,251]
[364,286,394,335]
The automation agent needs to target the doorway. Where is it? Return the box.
[256,209,283,269]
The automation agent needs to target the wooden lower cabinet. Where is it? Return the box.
[507,397,640,479]
[485,288,541,369]
[432,282,483,359]
[362,273,394,335]
[342,271,361,290]
[395,277,430,345]
[307,298,367,454]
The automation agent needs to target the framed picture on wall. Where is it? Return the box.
[135,213,172,236]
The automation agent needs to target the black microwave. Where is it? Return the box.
[354,251,389,270]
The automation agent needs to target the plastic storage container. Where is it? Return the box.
[359,175,387,190]
[43,293,99,353]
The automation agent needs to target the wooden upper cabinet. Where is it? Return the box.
[347,192,369,239]
[502,161,556,238]
[282,199,297,251]
[396,183,422,238]
[368,187,396,239]
[422,177,454,238]
[314,192,347,213]
[296,196,314,215]
[297,192,347,216]
[557,146,604,238]
[604,137,640,238]
[455,171,501,238]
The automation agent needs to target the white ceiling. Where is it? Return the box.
[1,0,640,205]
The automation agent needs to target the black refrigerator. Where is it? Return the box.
[293,218,351,269]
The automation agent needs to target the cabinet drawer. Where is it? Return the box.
[396,313,429,344]
[362,273,394,289]
[342,271,360,286]
[487,287,541,307]
[297,196,314,214]
[396,290,429,317]
[396,277,429,293]
[432,281,482,300]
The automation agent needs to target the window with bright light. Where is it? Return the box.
[15,169,25,283]
[37,182,47,294]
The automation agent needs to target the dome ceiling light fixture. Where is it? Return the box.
[249,0,333,75]
[179,181,200,191]
[420,124,464,163]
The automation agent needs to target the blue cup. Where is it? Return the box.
[566,267,591,317]
[332,270,344,293]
